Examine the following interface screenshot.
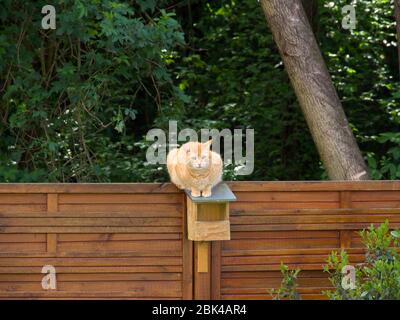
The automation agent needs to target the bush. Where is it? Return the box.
[273,221,400,300]
[0,0,186,182]
[325,221,400,300]
[270,263,301,300]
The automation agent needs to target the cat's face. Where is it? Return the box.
[183,141,212,172]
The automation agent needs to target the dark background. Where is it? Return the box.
[0,0,398,182]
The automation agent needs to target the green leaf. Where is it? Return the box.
[391,230,400,238]
[367,156,377,169]
[115,120,125,133]
[48,142,58,152]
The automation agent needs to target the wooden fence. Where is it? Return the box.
[0,181,399,299]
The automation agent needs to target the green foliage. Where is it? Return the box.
[0,0,185,182]
[0,0,399,182]
[368,132,400,179]
[270,263,301,300]
[272,222,400,300]
[325,221,400,300]
[323,250,364,300]
[318,0,400,179]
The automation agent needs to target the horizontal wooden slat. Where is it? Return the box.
[230,214,400,225]
[0,194,47,204]
[221,293,327,300]
[0,226,182,233]
[0,243,46,253]
[0,211,181,218]
[222,247,365,256]
[0,273,182,281]
[222,287,330,294]
[59,193,182,204]
[234,191,339,202]
[58,204,182,214]
[58,240,182,255]
[228,181,400,191]
[222,264,332,272]
[0,234,46,242]
[222,270,326,278]
[223,239,339,250]
[230,222,400,232]
[351,201,400,208]
[222,277,331,288]
[0,183,179,194]
[351,191,400,201]
[0,281,182,296]
[0,217,182,227]
[231,202,339,210]
[0,251,182,259]
[0,205,46,213]
[57,233,181,241]
[231,231,338,239]
[0,266,182,273]
[0,256,182,266]
[222,254,363,266]
[230,207,400,216]
[0,291,181,299]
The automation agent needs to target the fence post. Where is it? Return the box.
[339,191,353,249]
[46,194,58,255]
[186,183,236,300]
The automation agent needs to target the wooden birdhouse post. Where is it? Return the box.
[185,183,236,273]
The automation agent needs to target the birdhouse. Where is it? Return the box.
[185,183,236,273]
[185,183,236,241]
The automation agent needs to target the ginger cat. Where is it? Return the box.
[167,140,223,197]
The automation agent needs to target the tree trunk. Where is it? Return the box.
[395,0,400,78]
[260,0,370,180]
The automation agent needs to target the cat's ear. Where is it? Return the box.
[203,140,212,150]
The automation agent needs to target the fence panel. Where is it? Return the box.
[0,181,399,299]
[0,184,192,299]
[212,181,400,300]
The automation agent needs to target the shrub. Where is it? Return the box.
[325,221,400,300]
[270,263,301,300]
[0,0,186,182]
[272,221,400,300]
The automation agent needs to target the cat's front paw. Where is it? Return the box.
[191,189,201,197]
[202,188,212,197]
